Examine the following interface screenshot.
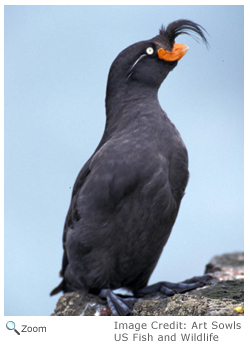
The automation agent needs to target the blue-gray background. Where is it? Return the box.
[5,5,244,316]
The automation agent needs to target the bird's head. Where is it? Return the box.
[107,19,208,93]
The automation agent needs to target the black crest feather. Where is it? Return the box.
[160,19,209,47]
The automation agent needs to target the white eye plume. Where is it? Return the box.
[126,47,154,81]
[126,54,146,81]
[146,47,154,55]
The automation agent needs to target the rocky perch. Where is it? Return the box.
[51,252,244,316]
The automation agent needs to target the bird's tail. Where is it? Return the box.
[50,279,66,296]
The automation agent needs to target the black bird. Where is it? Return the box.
[51,19,211,315]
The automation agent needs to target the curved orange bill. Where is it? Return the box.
[158,43,189,62]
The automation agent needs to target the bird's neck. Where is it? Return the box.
[105,84,160,122]
[96,83,163,150]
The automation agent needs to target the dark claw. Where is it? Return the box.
[181,274,212,285]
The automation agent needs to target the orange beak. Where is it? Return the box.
[158,43,189,62]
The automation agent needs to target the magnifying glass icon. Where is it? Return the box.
[6,321,20,335]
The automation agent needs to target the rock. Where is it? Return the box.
[51,292,107,316]
[132,280,244,316]
[51,252,244,316]
[205,252,244,280]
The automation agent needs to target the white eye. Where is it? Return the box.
[146,47,154,55]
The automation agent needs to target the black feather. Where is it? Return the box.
[160,19,209,47]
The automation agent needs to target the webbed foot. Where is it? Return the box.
[134,274,212,297]
[99,289,137,316]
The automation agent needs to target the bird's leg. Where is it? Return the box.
[99,289,137,316]
[133,274,212,298]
